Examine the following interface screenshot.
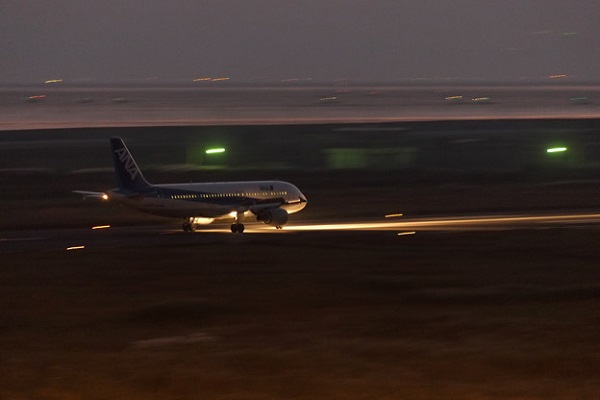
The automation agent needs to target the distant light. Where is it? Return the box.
[547,147,568,153]
[549,74,568,79]
[211,78,230,82]
[193,77,212,82]
[66,245,85,251]
[92,225,111,230]
[385,213,404,218]
[24,95,46,102]
[445,96,464,104]
[44,79,63,84]
[397,231,416,236]
[570,97,590,105]
[205,148,226,154]
[101,193,109,200]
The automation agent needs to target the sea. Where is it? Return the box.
[1,83,600,131]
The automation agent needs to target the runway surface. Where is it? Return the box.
[3,211,600,253]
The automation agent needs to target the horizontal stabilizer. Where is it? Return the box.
[73,190,108,200]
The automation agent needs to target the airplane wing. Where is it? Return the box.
[248,201,285,214]
[73,190,108,200]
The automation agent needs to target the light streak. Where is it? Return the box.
[547,147,567,153]
[385,213,404,218]
[283,213,600,232]
[66,246,85,251]
[205,148,225,154]
[179,212,600,234]
[92,225,111,230]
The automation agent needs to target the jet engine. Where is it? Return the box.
[256,208,289,228]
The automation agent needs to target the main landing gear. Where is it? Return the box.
[182,213,245,233]
[182,220,197,232]
[230,223,244,233]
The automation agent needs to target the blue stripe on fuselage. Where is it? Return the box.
[153,187,284,207]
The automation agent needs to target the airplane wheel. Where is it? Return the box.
[230,223,244,233]
[189,223,197,232]
[182,222,190,232]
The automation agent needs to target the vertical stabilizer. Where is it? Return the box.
[110,137,150,189]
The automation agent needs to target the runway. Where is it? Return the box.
[2,211,600,253]
[284,211,600,233]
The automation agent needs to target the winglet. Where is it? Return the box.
[110,137,150,189]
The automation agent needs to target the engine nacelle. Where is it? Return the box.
[256,208,289,227]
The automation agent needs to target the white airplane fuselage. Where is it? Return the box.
[108,180,307,219]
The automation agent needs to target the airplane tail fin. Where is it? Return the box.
[110,137,151,190]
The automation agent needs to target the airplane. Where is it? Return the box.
[74,137,308,233]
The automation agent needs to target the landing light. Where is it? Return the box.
[92,225,111,230]
[547,147,567,153]
[192,217,214,225]
[101,193,109,200]
[205,148,226,154]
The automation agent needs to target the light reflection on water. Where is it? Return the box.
[1,84,599,130]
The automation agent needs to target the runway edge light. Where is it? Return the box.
[547,147,567,153]
[66,245,85,251]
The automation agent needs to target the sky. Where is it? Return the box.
[1,0,599,83]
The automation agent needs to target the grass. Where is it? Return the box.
[1,229,599,399]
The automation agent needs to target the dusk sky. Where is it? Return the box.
[2,1,599,83]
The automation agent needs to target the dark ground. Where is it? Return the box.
[1,228,599,399]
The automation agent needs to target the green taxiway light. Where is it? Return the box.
[546,147,567,153]
[205,148,226,154]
